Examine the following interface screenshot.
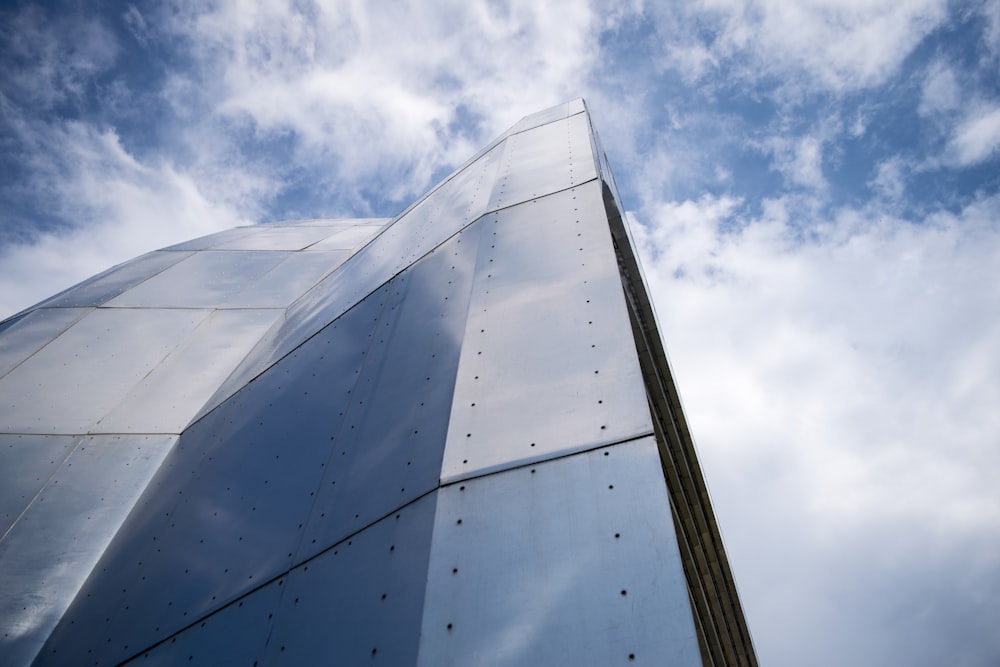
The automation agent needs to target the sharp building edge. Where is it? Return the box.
[0,100,757,666]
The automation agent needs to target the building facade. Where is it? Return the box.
[0,100,756,665]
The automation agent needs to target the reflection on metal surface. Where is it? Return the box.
[0,435,176,667]
[442,183,652,482]
[0,308,91,379]
[38,251,193,308]
[105,251,289,308]
[420,438,700,667]
[1,102,756,666]
[0,308,211,434]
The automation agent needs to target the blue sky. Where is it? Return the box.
[2,1,999,665]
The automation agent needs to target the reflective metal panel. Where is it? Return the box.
[299,228,480,560]
[95,309,283,433]
[0,308,211,434]
[304,224,384,250]
[262,492,437,665]
[162,227,257,251]
[105,251,288,308]
[0,434,75,537]
[212,142,504,398]
[277,217,391,228]
[0,308,90,379]
[201,224,337,251]
[1,434,176,667]
[504,98,585,135]
[442,183,653,482]
[418,438,702,667]
[41,286,394,665]
[118,577,283,666]
[222,252,352,309]
[486,111,597,211]
[37,251,193,308]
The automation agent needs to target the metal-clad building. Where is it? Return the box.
[0,100,756,666]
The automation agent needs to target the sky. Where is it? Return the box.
[1,1,999,665]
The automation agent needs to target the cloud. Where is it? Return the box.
[160,0,599,199]
[919,58,962,117]
[869,155,908,202]
[649,0,949,93]
[0,5,119,112]
[947,104,1000,166]
[629,191,1000,666]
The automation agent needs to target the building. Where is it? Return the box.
[0,100,756,665]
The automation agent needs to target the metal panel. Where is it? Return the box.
[222,251,352,308]
[39,285,395,666]
[305,224,385,250]
[104,251,288,308]
[1,434,176,667]
[418,437,702,667]
[0,435,76,537]
[209,142,504,401]
[504,98,586,136]
[118,577,283,666]
[162,227,257,251]
[442,182,653,483]
[95,309,283,434]
[0,308,211,435]
[202,224,338,251]
[298,227,480,561]
[0,308,90,379]
[262,492,437,665]
[278,217,391,228]
[37,251,194,308]
[486,111,597,211]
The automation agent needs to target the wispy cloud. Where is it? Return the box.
[947,104,1000,166]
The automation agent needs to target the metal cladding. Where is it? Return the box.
[0,100,757,666]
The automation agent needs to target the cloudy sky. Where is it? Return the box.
[2,1,999,665]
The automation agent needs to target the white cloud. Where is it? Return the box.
[869,155,908,202]
[650,0,949,93]
[919,58,961,117]
[162,0,599,197]
[630,191,1000,665]
[947,104,1000,167]
[759,133,829,191]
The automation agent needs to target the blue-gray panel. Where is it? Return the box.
[419,438,702,667]
[104,251,289,309]
[443,183,653,482]
[0,308,91,379]
[486,111,597,211]
[207,141,504,403]
[262,492,437,665]
[1,434,176,667]
[298,226,481,561]
[37,285,395,665]
[118,577,283,666]
[0,435,75,537]
[36,251,194,308]
[0,308,211,435]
